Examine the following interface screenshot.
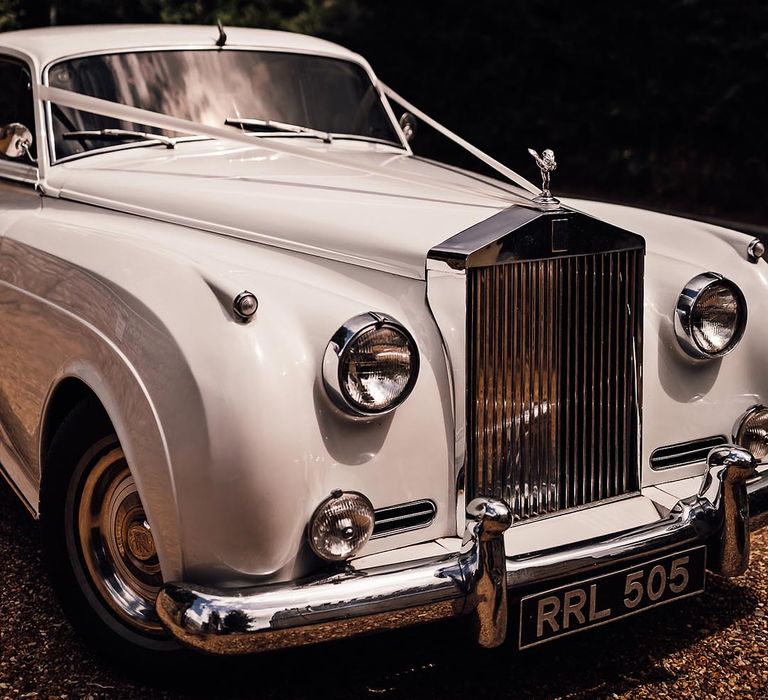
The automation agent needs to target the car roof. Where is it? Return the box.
[0,24,361,72]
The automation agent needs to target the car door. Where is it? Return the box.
[0,54,44,511]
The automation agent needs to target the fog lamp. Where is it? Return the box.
[733,405,768,461]
[309,491,375,562]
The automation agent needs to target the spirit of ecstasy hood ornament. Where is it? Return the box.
[527,148,559,206]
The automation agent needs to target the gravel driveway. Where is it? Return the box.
[1,480,767,699]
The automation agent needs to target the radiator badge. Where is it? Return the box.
[528,148,560,206]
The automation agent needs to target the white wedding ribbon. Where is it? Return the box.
[379,82,540,195]
[39,85,539,208]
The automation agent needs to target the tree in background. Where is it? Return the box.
[1,0,359,32]
[0,0,18,29]
[157,0,360,34]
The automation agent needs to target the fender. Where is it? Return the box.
[0,197,456,585]
[0,254,189,581]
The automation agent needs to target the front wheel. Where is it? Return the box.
[41,400,179,660]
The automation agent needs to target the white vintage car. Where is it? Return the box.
[0,24,767,660]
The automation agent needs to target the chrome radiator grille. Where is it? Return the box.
[467,250,644,522]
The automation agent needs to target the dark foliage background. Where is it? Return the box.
[2,0,767,224]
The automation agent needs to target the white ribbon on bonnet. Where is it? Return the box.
[39,83,541,209]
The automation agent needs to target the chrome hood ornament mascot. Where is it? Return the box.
[528,147,559,205]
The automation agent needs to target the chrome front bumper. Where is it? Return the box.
[157,447,768,654]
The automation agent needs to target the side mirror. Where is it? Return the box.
[0,122,34,161]
[399,113,417,143]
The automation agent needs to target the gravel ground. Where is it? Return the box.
[1,480,767,699]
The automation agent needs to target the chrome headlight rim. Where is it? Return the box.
[733,404,768,462]
[322,312,419,417]
[674,272,747,359]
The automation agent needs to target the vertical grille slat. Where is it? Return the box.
[613,252,622,496]
[561,258,573,508]
[467,249,643,523]
[597,254,605,501]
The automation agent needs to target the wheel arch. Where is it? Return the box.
[40,376,108,464]
[38,364,184,582]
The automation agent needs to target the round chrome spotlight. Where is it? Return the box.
[322,312,419,417]
[233,291,258,321]
[674,273,747,359]
[309,491,375,562]
[748,239,765,263]
[733,405,768,461]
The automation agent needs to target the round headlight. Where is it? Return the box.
[309,491,375,561]
[674,273,747,359]
[733,405,768,461]
[323,312,419,416]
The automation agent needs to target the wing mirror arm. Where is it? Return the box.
[0,123,37,164]
[398,112,417,143]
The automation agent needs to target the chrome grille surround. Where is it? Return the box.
[427,207,645,530]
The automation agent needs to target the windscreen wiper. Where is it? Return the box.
[63,128,177,149]
[225,117,332,144]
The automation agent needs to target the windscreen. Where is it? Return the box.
[48,49,399,158]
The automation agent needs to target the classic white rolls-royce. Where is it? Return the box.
[0,24,766,660]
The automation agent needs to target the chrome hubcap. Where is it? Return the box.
[126,520,156,561]
[77,447,164,634]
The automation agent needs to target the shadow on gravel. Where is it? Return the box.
[135,579,758,700]
[0,479,760,700]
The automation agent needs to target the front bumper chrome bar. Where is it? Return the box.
[157,446,768,655]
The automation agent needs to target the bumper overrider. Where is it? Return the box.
[156,446,768,654]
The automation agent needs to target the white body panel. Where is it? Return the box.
[44,140,507,279]
[0,25,765,589]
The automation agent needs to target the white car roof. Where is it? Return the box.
[0,24,362,72]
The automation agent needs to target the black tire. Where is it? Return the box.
[40,398,182,664]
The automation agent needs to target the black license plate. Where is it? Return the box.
[518,546,706,649]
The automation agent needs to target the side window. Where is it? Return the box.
[0,57,36,161]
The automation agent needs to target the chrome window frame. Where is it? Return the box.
[41,45,411,166]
